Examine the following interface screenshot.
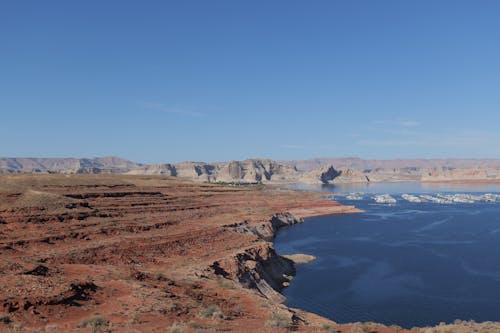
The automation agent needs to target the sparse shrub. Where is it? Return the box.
[229,304,244,318]
[361,323,378,333]
[267,313,293,329]
[169,322,185,333]
[322,323,340,332]
[44,325,61,332]
[167,301,181,312]
[76,315,108,333]
[0,314,12,324]
[10,323,24,331]
[128,315,142,324]
[199,304,224,319]
[216,277,235,290]
[187,321,204,329]
[322,323,332,330]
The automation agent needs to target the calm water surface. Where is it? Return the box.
[275,183,500,328]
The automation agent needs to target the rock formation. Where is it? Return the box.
[300,165,340,184]
[215,159,299,183]
[300,166,369,184]
[2,157,500,184]
[0,157,139,174]
[169,162,217,182]
[281,254,317,264]
[227,212,304,241]
[331,168,370,183]
[127,163,176,176]
[421,168,500,182]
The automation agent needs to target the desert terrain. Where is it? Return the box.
[0,174,356,332]
[2,174,500,333]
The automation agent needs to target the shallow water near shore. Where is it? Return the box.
[275,183,500,328]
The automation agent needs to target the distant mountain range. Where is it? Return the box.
[288,157,500,171]
[0,157,138,174]
[2,157,500,184]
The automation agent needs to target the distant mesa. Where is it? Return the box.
[127,163,177,176]
[0,157,137,174]
[421,168,492,182]
[1,157,500,184]
[299,165,368,184]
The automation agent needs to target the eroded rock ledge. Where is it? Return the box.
[226,212,303,241]
[211,243,294,303]
[214,212,313,303]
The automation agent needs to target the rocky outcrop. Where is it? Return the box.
[421,168,500,182]
[127,163,176,176]
[173,162,217,182]
[0,157,139,174]
[300,165,340,184]
[364,167,422,182]
[299,166,369,184]
[282,254,316,264]
[228,212,303,241]
[217,212,306,302]
[216,207,359,304]
[215,159,299,183]
[331,168,370,183]
[211,244,295,302]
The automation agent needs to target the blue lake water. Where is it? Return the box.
[275,183,500,328]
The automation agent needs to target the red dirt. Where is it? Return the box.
[0,174,402,333]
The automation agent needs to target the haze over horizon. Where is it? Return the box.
[2,1,500,163]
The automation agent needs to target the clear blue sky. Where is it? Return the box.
[2,1,500,163]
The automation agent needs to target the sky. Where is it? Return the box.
[1,1,500,163]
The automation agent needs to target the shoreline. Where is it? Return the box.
[269,206,360,322]
[2,174,500,332]
[0,174,369,332]
[270,188,500,332]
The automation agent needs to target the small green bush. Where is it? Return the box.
[187,321,204,329]
[216,277,235,290]
[322,323,340,332]
[168,322,185,333]
[76,315,108,333]
[199,304,224,319]
[0,314,12,324]
[267,313,293,329]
